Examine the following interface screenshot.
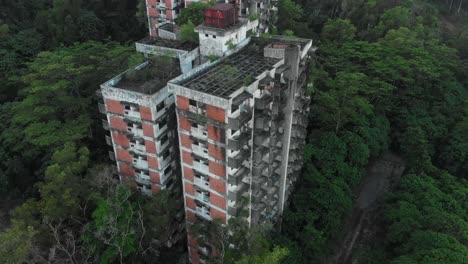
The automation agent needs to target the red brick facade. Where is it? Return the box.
[109,116,127,131]
[177,95,190,111]
[182,150,193,165]
[209,161,226,178]
[118,162,134,176]
[112,132,129,147]
[148,156,159,169]
[210,193,226,210]
[180,133,192,149]
[206,105,225,123]
[179,116,191,131]
[208,143,225,161]
[140,106,153,121]
[106,99,124,115]
[150,171,160,184]
[208,125,225,143]
[186,197,196,210]
[142,123,155,138]
[184,182,195,196]
[116,148,132,163]
[210,208,226,224]
[183,166,195,181]
[210,177,226,194]
[145,140,157,154]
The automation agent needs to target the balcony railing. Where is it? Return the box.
[195,192,210,204]
[228,183,246,201]
[228,110,252,130]
[194,177,210,190]
[105,135,113,146]
[228,129,251,151]
[98,103,106,114]
[102,119,110,130]
[228,202,242,217]
[228,166,248,185]
[228,148,250,169]
[193,161,209,173]
[191,126,208,140]
[193,144,208,157]
[195,207,211,220]
[108,151,115,161]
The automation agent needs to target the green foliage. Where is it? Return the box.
[180,20,199,44]
[385,172,468,263]
[13,41,136,149]
[37,143,90,221]
[236,246,289,264]
[84,187,179,263]
[177,1,215,26]
[277,0,304,35]
[0,225,36,264]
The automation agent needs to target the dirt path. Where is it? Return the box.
[329,152,405,264]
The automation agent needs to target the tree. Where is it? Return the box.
[180,20,199,45]
[276,0,304,35]
[13,41,137,149]
[0,225,36,264]
[177,1,215,26]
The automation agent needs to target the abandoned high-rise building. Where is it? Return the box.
[98,1,312,263]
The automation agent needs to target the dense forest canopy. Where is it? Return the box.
[0,0,467,263]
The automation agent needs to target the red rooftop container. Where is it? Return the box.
[205,3,238,28]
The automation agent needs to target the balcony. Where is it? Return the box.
[252,162,267,176]
[133,158,148,170]
[195,206,211,220]
[102,119,110,130]
[135,172,151,184]
[228,110,252,130]
[124,108,141,119]
[255,95,272,110]
[254,131,268,146]
[228,183,246,201]
[189,105,207,115]
[108,151,115,161]
[130,142,146,154]
[227,202,243,217]
[138,185,152,195]
[252,175,267,189]
[228,129,251,151]
[228,148,250,169]
[255,112,271,130]
[194,177,210,190]
[193,144,208,157]
[155,123,168,138]
[195,192,210,204]
[98,103,106,114]
[193,160,209,173]
[127,126,144,138]
[105,135,113,146]
[228,166,248,185]
[191,125,208,140]
[251,189,266,203]
[253,146,268,164]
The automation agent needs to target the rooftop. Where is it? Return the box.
[112,57,181,95]
[137,36,198,51]
[176,37,311,98]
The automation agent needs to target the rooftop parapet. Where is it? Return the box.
[101,58,181,95]
[169,36,313,100]
[135,36,199,57]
